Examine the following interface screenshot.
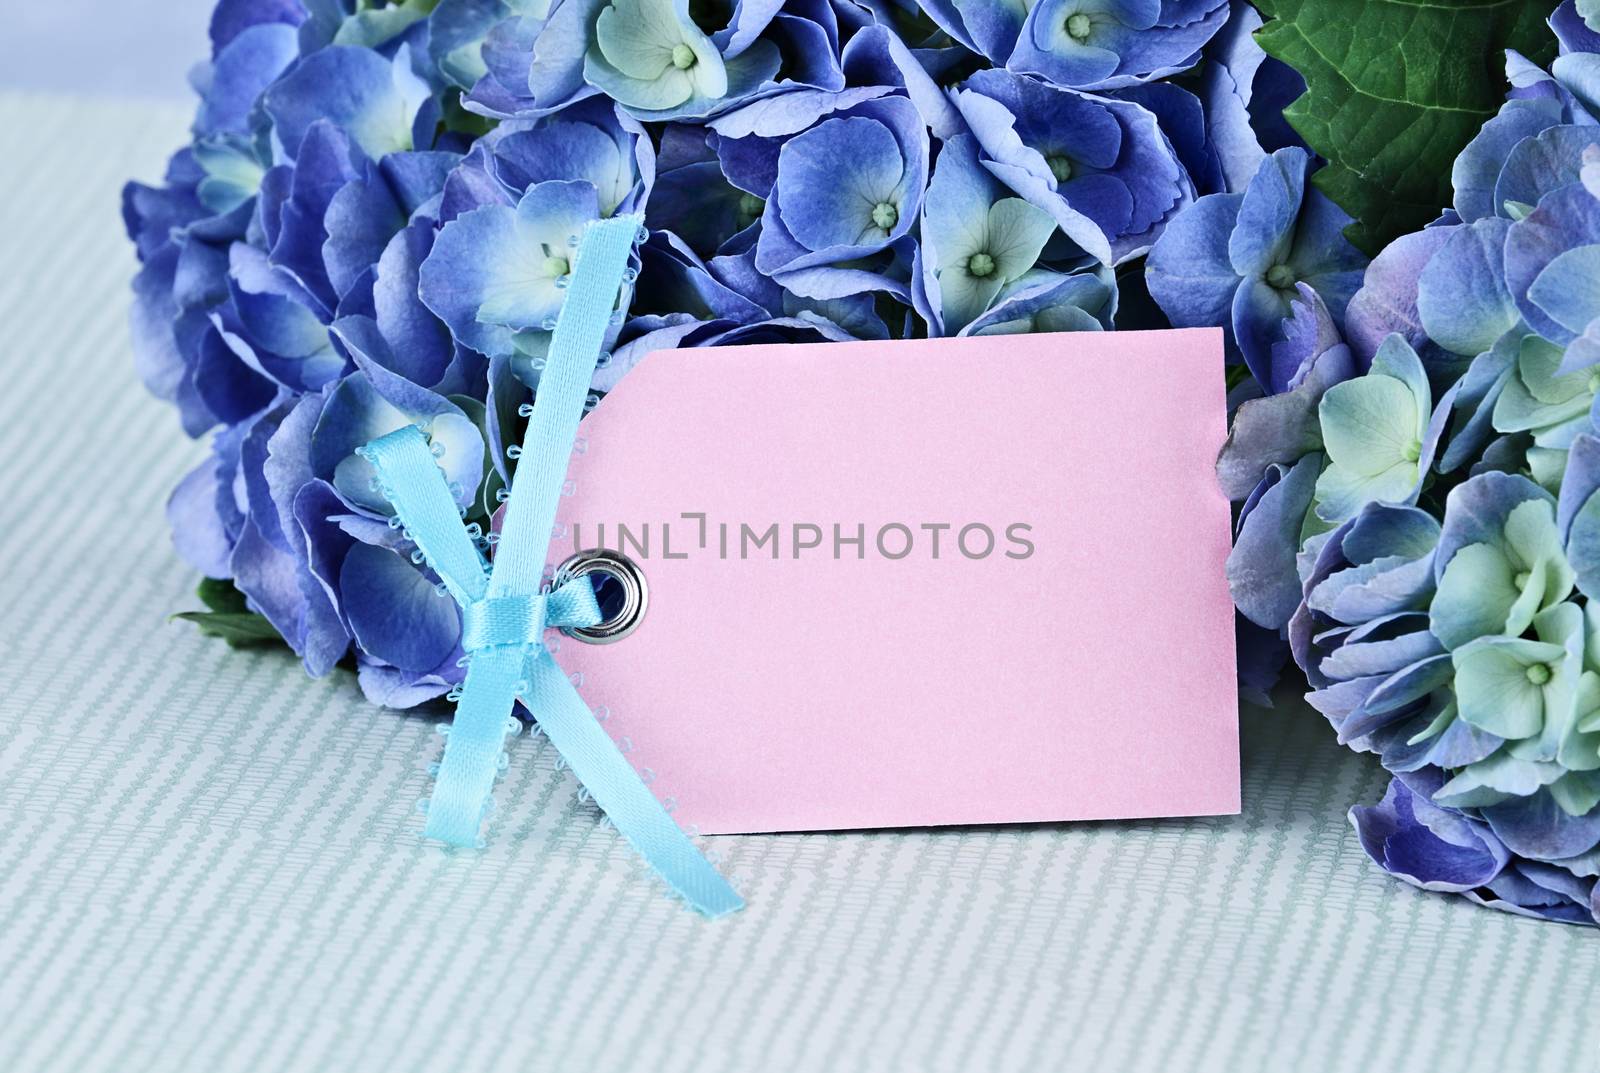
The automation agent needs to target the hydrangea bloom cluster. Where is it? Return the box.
[1203,1,1600,924]
[126,0,1304,707]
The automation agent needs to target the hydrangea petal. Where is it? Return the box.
[339,541,462,674]
[264,46,420,160]
[1416,217,1518,357]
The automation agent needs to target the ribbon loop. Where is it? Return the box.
[361,214,743,918]
[460,583,602,652]
[546,580,603,629]
[461,594,549,652]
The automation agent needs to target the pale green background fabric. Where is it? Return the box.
[0,93,1594,1073]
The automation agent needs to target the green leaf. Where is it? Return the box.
[174,578,290,650]
[1254,0,1560,255]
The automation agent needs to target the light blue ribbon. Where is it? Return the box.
[359,214,743,918]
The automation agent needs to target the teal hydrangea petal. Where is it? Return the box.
[1431,497,1574,648]
[1551,770,1600,816]
[1494,336,1596,433]
[1436,749,1564,808]
[587,0,728,111]
[1313,335,1431,523]
[1453,635,1565,739]
[1431,541,1524,647]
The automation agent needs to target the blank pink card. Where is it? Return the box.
[554,328,1239,834]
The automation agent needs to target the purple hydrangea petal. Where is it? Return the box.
[1483,790,1600,860]
[1344,225,1458,367]
[1351,775,1511,891]
[1227,454,1319,629]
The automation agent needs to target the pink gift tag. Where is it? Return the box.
[554,328,1239,834]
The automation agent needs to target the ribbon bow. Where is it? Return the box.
[358,215,743,918]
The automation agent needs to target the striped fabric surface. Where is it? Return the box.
[0,92,1594,1073]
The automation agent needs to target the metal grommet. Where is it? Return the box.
[553,548,648,645]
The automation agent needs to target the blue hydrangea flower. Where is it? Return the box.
[468,0,832,122]
[914,133,1058,335]
[952,68,1193,264]
[1431,473,1575,650]
[1010,0,1230,89]
[739,92,929,301]
[923,0,1228,90]
[1210,19,1600,924]
[420,180,608,357]
[1146,147,1368,385]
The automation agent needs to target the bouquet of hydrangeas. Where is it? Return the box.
[124,0,1600,922]
[1211,2,1600,924]
[124,0,1299,699]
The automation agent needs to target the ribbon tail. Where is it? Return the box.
[525,651,745,918]
[425,645,524,845]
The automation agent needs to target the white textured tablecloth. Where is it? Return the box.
[0,92,1594,1073]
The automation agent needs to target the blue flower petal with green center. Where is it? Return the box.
[952,69,1190,266]
[917,134,1057,335]
[1148,147,1366,382]
[752,95,928,297]
[1018,0,1157,86]
[193,135,269,215]
[1011,0,1229,90]
[582,0,782,120]
[776,117,906,250]
[418,180,602,359]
